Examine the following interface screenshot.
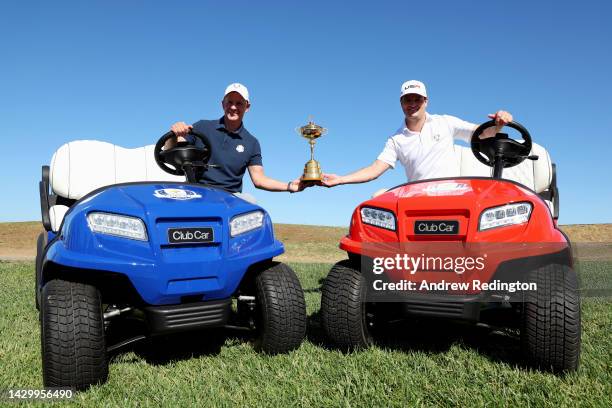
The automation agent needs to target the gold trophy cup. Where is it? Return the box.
[297,119,327,181]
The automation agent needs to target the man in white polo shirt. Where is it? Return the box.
[321,80,513,187]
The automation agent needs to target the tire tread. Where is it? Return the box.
[521,264,581,372]
[255,263,306,354]
[41,279,108,390]
[321,260,371,349]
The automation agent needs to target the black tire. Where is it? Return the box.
[321,260,373,349]
[520,264,581,373]
[41,279,108,390]
[35,232,46,310]
[254,262,306,354]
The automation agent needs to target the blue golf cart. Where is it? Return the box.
[36,131,307,390]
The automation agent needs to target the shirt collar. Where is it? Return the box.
[400,112,431,135]
[217,117,245,138]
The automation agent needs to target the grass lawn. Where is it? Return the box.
[0,261,610,407]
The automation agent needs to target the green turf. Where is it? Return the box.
[0,261,610,407]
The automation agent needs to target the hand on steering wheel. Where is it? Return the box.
[471,120,533,169]
[154,131,212,176]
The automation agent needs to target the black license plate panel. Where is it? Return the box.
[168,227,214,244]
[414,220,459,235]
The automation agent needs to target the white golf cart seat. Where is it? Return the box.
[453,143,556,216]
[372,142,557,217]
[46,140,184,231]
[452,143,552,194]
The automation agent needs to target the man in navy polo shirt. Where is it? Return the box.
[165,83,306,194]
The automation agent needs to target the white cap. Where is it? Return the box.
[400,80,427,98]
[224,83,250,102]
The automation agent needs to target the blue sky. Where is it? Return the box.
[1,0,611,226]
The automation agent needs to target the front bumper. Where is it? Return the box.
[394,293,484,321]
[143,298,231,335]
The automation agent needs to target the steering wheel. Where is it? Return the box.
[470,120,532,168]
[154,131,212,176]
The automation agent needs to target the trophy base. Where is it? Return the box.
[302,160,322,181]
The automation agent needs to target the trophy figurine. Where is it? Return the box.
[297,119,327,181]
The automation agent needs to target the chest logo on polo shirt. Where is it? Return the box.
[236,144,245,153]
[433,134,441,142]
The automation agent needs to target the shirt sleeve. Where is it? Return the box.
[248,138,263,166]
[443,115,476,143]
[376,138,398,168]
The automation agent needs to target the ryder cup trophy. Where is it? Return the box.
[297,119,327,181]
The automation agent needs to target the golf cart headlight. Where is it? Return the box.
[360,207,396,231]
[231,211,264,237]
[479,202,532,231]
[87,212,148,241]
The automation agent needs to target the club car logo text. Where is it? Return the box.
[153,188,202,200]
[168,227,214,244]
[415,220,459,235]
